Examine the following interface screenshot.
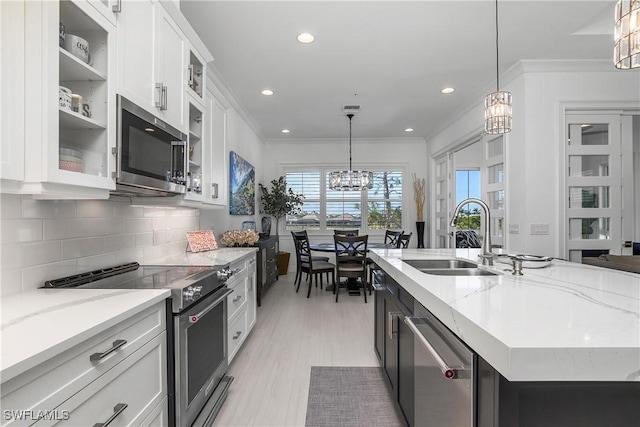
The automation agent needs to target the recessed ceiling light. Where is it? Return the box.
[441,87,455,94]
[405,128,414,132]
[281,129,290,134]
[261,89,274,96]
[297,33,315,44]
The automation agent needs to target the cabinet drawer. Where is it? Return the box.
[1,303,166,426]
[34,332,167,427]
[227,309,247,363]
[138,397,169,427]
[227,277,247,320]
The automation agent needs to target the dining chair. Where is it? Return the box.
[455,230,482,248]
[365,229,402,294]
[334,229,359,237]
[384,229,403,247]
[290,231,330,288]
[292,232,336,298]
[334,234,368,303]
[397,232,412,248]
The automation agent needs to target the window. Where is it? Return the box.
[284,169,403,233]
[455,170,481,230]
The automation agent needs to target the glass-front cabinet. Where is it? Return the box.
[56,0,115,189]
[1,0,116,198]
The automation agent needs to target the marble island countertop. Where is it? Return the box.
[369,248,640,382]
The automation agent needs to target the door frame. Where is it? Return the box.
[558,102,639,260]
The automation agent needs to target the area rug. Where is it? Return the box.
[305,366,406,427]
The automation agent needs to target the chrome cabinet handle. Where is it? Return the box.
[404,317,456,379]
[233,331,242,340]
[93,403,127,427]
[189,289,233,323]
[111,0,121,13]
[387,311,401,340]
[232,295,243,303]
[188,64,194,87]
[89,339,127,361]
[155,83,163,109]
[161,85,168,110]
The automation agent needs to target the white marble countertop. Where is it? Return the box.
[0,288,170,382]
[369,248,640,382]
[0,248,256,383]
[156,247,257,266]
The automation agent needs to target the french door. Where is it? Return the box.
[433,153,452,248]
[563,113,634,261]
[481,133,505,249]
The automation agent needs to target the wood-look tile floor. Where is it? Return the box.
[213,273,379,427]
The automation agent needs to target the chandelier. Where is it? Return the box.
[328,114,373,191]
[484,0,512,134]
[614,0,640,69]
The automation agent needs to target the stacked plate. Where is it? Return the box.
[59,146,83,173]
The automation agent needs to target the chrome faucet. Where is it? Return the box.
[450,198,495,266]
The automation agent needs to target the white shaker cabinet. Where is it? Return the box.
[116,0,186,131]
[202,82,229,207]
[246,255,257,331]
[1,0,117,198]
[1,300,167,427]
[227,254,258,363]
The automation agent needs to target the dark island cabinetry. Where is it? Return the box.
[254,236,278,306]
[374,265,640,427]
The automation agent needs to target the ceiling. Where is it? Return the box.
[180,1,615,142]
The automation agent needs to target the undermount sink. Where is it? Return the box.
[403,259,478,269]
[420,268,500,276]
[402,259,500,276]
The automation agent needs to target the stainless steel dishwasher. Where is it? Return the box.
[404,302,476,426]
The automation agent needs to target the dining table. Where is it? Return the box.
[308,242,395,252]
[309,242,395,295]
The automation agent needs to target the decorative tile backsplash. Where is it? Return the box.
[0,194,200,296]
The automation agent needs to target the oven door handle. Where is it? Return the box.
[188,289,233,324]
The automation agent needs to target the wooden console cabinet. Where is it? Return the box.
[254,236,278,306]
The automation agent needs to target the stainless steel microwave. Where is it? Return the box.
[114,95,187,196]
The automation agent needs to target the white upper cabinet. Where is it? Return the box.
[0,1,26,182]
[1,0,117,199]
[202,84,229,207]
[1,0,218,202]
[116,0,186,131]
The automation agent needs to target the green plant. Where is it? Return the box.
[259,176,304,235]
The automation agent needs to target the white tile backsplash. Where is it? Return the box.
[1,219,43,244]
[0,195,200,296]
[21,198,76,218]
[62,237,105,260]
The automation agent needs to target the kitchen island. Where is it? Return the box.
[369,248,640,426]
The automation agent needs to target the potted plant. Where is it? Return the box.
[259,176,304,275]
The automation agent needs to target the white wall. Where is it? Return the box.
[199,104,266,241]
[0,194,199,296]
[427,60,640,258]
[261,137,428,256]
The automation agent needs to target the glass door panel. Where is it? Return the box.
[564,114,623,262]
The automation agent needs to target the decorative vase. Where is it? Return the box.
[416,221,425,248]
[261,216,272,236]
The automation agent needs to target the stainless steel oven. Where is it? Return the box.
[174,284,233,427]
[42,263,236,427]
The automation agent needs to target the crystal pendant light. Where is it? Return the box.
[614,0,640,69]
[484,0,512,134]
[328,114,373,191]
